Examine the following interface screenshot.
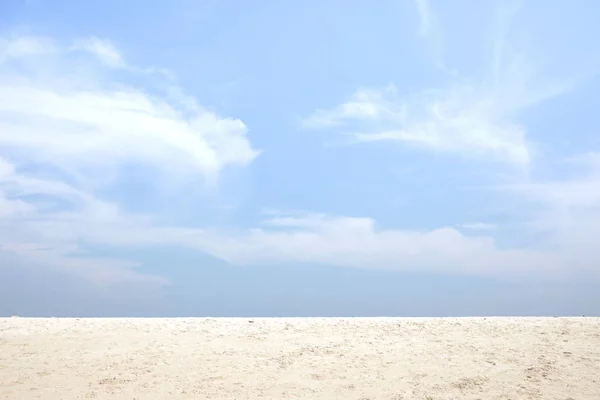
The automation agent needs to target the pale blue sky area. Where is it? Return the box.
[1,0,600,316]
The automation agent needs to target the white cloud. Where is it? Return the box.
[70,37,125,68]
[497,154,600,236]
[475,152,600,275]
[2,138,594,283]
[0,36,57,62]
[0,34,258,283]
[0,37,258,180]
[1,23,598,285]
[457,223,497,231]
[414,0,432,36]
[0,155,167,284]
[1,148,570,281]
[300,84,404,129]
[301,3,576,166]
[1,35,126,68]
[285,2,600,279]
[300,70,574,165]
[301,81,542,164]
[187,213,556,278]
[11,208,559,279]
[413,0,447,72]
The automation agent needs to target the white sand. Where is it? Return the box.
[1,317,599,399]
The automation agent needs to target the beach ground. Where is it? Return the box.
[1,317,599,399]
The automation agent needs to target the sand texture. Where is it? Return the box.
[1,317,599,399]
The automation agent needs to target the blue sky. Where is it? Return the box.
[1,0,600,316]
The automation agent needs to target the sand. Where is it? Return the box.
[1,317,599,399]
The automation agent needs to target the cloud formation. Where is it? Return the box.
[301,2,579,166]
[0,34,258,283]
[1,0,599,288]
[14,208,558,280]
[0,36,257,178]
[293,0,600,279]
[414,0,432,36]
[457,223,497,231]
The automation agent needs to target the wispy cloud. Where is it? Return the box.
[414,0,432,36]
[300,3,577,166]
[290,1,600,279]
[2,1,599,288]
[189,212,556,278]
[70,37,125,68]
[300,84,403,130]
[19,208,557,279]
[0,34,258,283]
[487,152,600,275]
[0,36,57,62]
[300,81,538,165]
[413,0,446,71]
[1,126,573,282]
[457,223,497,231]
[0,36,258,178]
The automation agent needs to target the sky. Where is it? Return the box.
[1,0,600,317]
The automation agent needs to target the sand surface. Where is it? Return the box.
[1,317,599,399]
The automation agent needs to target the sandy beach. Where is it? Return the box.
[1,317,599,399]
